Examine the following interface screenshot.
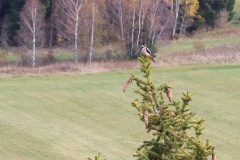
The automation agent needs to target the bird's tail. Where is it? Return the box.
[151,58,156,63]
[150,55,156,63]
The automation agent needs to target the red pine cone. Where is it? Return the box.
[123,77,132,93]
[144,110,149,128]
[171,112,176,117]
[212,154,216,160]
[165,88,172,102]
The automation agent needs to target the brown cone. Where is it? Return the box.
[144,110,149,128]
[165,88,172,102]
[123,77,132,93]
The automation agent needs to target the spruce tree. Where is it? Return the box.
[88,153,106,160]
[226,0,236,20]
[197,0,235,27]
[1,0,26,45]
[123,55,216,160]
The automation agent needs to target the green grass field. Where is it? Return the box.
[0,63,239,160]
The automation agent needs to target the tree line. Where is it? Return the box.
[0,0,235,66]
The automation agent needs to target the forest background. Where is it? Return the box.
[0,0,238,71]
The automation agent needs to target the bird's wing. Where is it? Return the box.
[146,47,151,54]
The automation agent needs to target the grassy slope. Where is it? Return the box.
[159,35,240,56]
[0,63,240,160]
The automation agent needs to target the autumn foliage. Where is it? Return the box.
[0,0,236,65]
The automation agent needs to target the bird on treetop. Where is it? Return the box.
[141,44,156,63]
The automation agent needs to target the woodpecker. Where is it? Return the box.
[141,44,155,63]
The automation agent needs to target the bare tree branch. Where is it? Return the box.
[18,0,45,67]
[54,0,84,64]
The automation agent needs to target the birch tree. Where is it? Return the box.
[18,0,45,67]
[106,0,126,54]
[148,0,172,45]
[89,0,95,64]
[130,0,136,57]
[118,0,125,54]
[136,0,143,49]
[170,0,174,11]
[172,0,181,39]
[148,0,159,44]
[54,0,83,64]
[179,0,199,34]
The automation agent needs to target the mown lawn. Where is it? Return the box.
[0,63,240,160]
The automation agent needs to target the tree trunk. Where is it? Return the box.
[74,13,79,64]
[180,0,187,35]
[49,23,53,53]
[54,0,83,65]
[149,0,159,45]
[32,7,37,67]
[49,0,53,54]
[170,0,173,12]
[89,0,95,64]
[172,0,180,39]
[119,0,125,54]
[151,30,156,46]
[136,0,143,49]
[131,4,135,57]
[180,13,186,35]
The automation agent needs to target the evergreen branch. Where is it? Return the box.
[125,56,215,159]
[131,76,147,86]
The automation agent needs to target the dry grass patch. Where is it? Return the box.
[0,60,140,75]
[157,42,240,66]
[193,24,240,39]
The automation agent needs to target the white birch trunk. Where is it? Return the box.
[32,7,37,67]
[149,0,158,45]
[75,13,79,64]
[89,0,95,64]
[131,4,135,57]
[55,0,83,64]
[170,0,174,12]
[140,1,146,44]
[172,0,181,39]
[136,0,143,49]
[118,0,125,54]
[18,0,45,67]
[151,29,156,46]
